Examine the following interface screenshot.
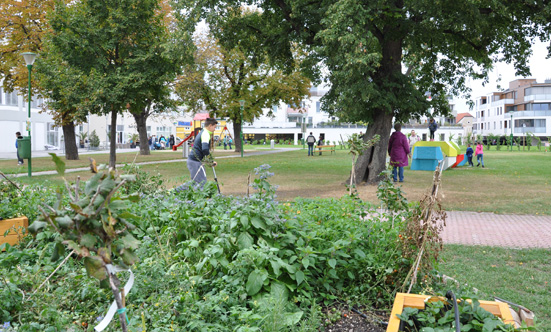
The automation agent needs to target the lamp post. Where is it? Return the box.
[239,100,245,158]
[22,52,38,177]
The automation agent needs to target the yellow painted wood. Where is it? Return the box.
[1,216,28,248]
[386,293,516,332]
[412,141,459,157]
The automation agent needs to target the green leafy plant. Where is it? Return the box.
[28,154,140,332]
[89,130,100,148]
[397,297,523,332]
[377,167,409,213]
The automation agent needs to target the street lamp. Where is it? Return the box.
[239,100,245,158]
[22,52,38,177]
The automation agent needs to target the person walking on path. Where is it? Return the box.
[223,136,228,150]
[188,118,218,186]
[228,137,233,150]
[15,132,24,165]
[428,118,438,141]
[169,135,175,149]
[475,141,485,167]
[466,143,474,167]
[317,135,323,155]
[388,123,410,182]
[306,132,316,156]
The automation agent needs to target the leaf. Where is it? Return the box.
[97,247,111,263]
[85,174,101,196]
[328,258,337,268]
[99,176,116,194]
[270,281,288,302]
[120,249,139,266]
[237,232,254,250]
[50,242,65,262]
[55,215,74,229]
[108,199,128,212]
[270,260,281,276]
[246,270,268,296]
[302,257,309,269]
[251,215,267,231]
[120,174,136,182]
[65,240,90,257]
[83,256,107,280]
[80,234,97,249]
[120,234,140,250]
[295,270,305,286]
[240,215,249,227]
[69,203,84,214]
[283,311,303,326]
[49,153,65,176]
[28,220,47,234]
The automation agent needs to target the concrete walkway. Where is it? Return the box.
[443,211,551,249]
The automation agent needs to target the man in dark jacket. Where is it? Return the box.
[15,132,24,165]
[428,118,438,141]
[188,118,218,185]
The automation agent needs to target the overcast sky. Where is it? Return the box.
[454,39,551,114]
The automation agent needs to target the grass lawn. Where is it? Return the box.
[13,147,551,215]
[440,245,551,330]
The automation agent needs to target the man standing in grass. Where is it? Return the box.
[15,131,23,165]
[306,132,316,156]
[188,118,218,185]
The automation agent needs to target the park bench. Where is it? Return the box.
[315,145,336,155]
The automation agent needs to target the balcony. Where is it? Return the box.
[514,127,546,134]
[513,110,551,117]
[524,94,551,102]
[491,99,514,106]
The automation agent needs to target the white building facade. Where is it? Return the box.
[473,79,551,142]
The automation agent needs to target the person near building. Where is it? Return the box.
[428,118,437,141]
[306,132,316,156]
[188,118,218,185]
[317,135,324,155]
[228,137,233,150]
[466,143,474,167]
[408,130,420,154]
[15,132,24,165]
[223,136,228,150]
[475,141,485,168]
[169,135,175,149]
[388,123,410,182]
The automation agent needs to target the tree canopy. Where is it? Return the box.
[175,0,551,183]
[175,26,310,153]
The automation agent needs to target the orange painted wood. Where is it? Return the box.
[0,216,28,247]
[386,293,516,331]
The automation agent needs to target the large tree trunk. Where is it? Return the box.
[109,108,117,169]
[132,110,150,155]
[352,111,394,184]
[352,37,403,185]
[232,121,243,153]
[62,121,79,160]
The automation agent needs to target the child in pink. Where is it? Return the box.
[475,142,484,168]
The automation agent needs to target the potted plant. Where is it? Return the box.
[387,292,517,332]
[128,133,139,148]
[89,130,100,150]
[78,132,88,148]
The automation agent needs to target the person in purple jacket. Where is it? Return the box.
[388,123,410,182]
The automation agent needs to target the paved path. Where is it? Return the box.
[443,211,551,249]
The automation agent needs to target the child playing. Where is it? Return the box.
[466,143,474,167]
[475,141,484,168]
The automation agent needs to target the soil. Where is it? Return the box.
[324,308,388,332]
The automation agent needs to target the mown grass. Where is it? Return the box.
[439,245,551,330]
[13,147,551,215]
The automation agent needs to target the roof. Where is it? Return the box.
[456,112,474,123]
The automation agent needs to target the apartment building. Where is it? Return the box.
[473,79,551,141]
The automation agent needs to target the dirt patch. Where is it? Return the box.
[325,308,387,332]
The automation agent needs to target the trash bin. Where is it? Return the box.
[182,142,189,158]
[270,139,275,149]
[17,136,31,159]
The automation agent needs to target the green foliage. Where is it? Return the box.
[89,130,100,148]
[0,180,57,221]
[397,297,521,332]
[120,163,165,195]
[377,168,409,213]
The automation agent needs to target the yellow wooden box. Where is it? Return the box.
[387,293,515,332]
[0,216,29,248]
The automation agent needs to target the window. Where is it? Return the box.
[7,90,18,106]
[494,122,496,129]
[525,86,551,96]
[47,123,59,146]
[316,101,320,113]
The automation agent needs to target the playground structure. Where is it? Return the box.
[172,114,233,151]
[410,141,465,171]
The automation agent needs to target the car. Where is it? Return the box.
[44,144,59,150]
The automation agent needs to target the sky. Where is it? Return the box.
[454,39,551,114]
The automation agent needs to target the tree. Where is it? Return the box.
[175,29,310,153]
[175,0,551,183]
[0,0,83,159]
[48,0,181,167]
